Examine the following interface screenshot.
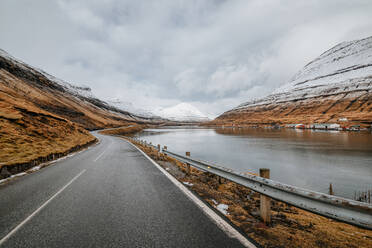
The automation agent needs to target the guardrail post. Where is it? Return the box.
[329,183,334,195]
[185,152,191,175]
[260,168,271,224]
[162,146,167,158]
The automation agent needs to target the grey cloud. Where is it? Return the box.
[1,0,372,116]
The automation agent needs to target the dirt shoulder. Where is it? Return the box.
[126,138,372,248]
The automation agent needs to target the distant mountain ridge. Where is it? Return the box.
[153,103,210,122]
[212,36,372,127]
[106,99,161,119]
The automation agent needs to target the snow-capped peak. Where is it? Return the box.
[153,103,210,122]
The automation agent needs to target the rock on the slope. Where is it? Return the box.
[213,36,372,127]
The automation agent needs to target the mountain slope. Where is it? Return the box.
[0,49,158,178]
[211,36,372,127]
[153,103,210,122]
[0,49,159,130]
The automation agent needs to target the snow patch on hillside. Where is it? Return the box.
[0,48,94,98]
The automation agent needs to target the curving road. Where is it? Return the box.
[0,133,253,247]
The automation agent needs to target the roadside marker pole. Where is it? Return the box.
[259,168,271,224]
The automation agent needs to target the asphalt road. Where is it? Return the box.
[0,133,250,247]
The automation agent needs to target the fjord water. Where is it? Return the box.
[136,127,372,199]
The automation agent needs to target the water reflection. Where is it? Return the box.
[136,127,372,199]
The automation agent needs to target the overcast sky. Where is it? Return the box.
[1,0,372,117]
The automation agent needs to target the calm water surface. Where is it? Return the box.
[136,127,372,199]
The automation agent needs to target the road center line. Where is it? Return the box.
[93,141,112,162]
[0,169,86,246]
[94,150,107,162]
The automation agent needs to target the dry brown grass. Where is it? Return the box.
[0,92,96,174]
[130,140,372,248]
[0,68,137,130]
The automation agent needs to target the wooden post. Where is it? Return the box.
[185,152,191,175]
[329,183,334,195]
[260,168,271,224]
[156,144,161,159]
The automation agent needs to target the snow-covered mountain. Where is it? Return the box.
[214,36,372,127]
[153,103,210,122]
[106,99,159,118]
[235,35,372,110]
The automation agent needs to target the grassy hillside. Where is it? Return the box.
[0,50,151,179]
[0,57,141,130]
[207,92,372,128]
[0,89,96,178]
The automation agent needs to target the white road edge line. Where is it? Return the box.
[0,169,86,246]
[125,139,257,248]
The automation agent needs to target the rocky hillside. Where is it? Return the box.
[211,36,372,127]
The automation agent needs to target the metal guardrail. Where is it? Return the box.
[131,138,372,230]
